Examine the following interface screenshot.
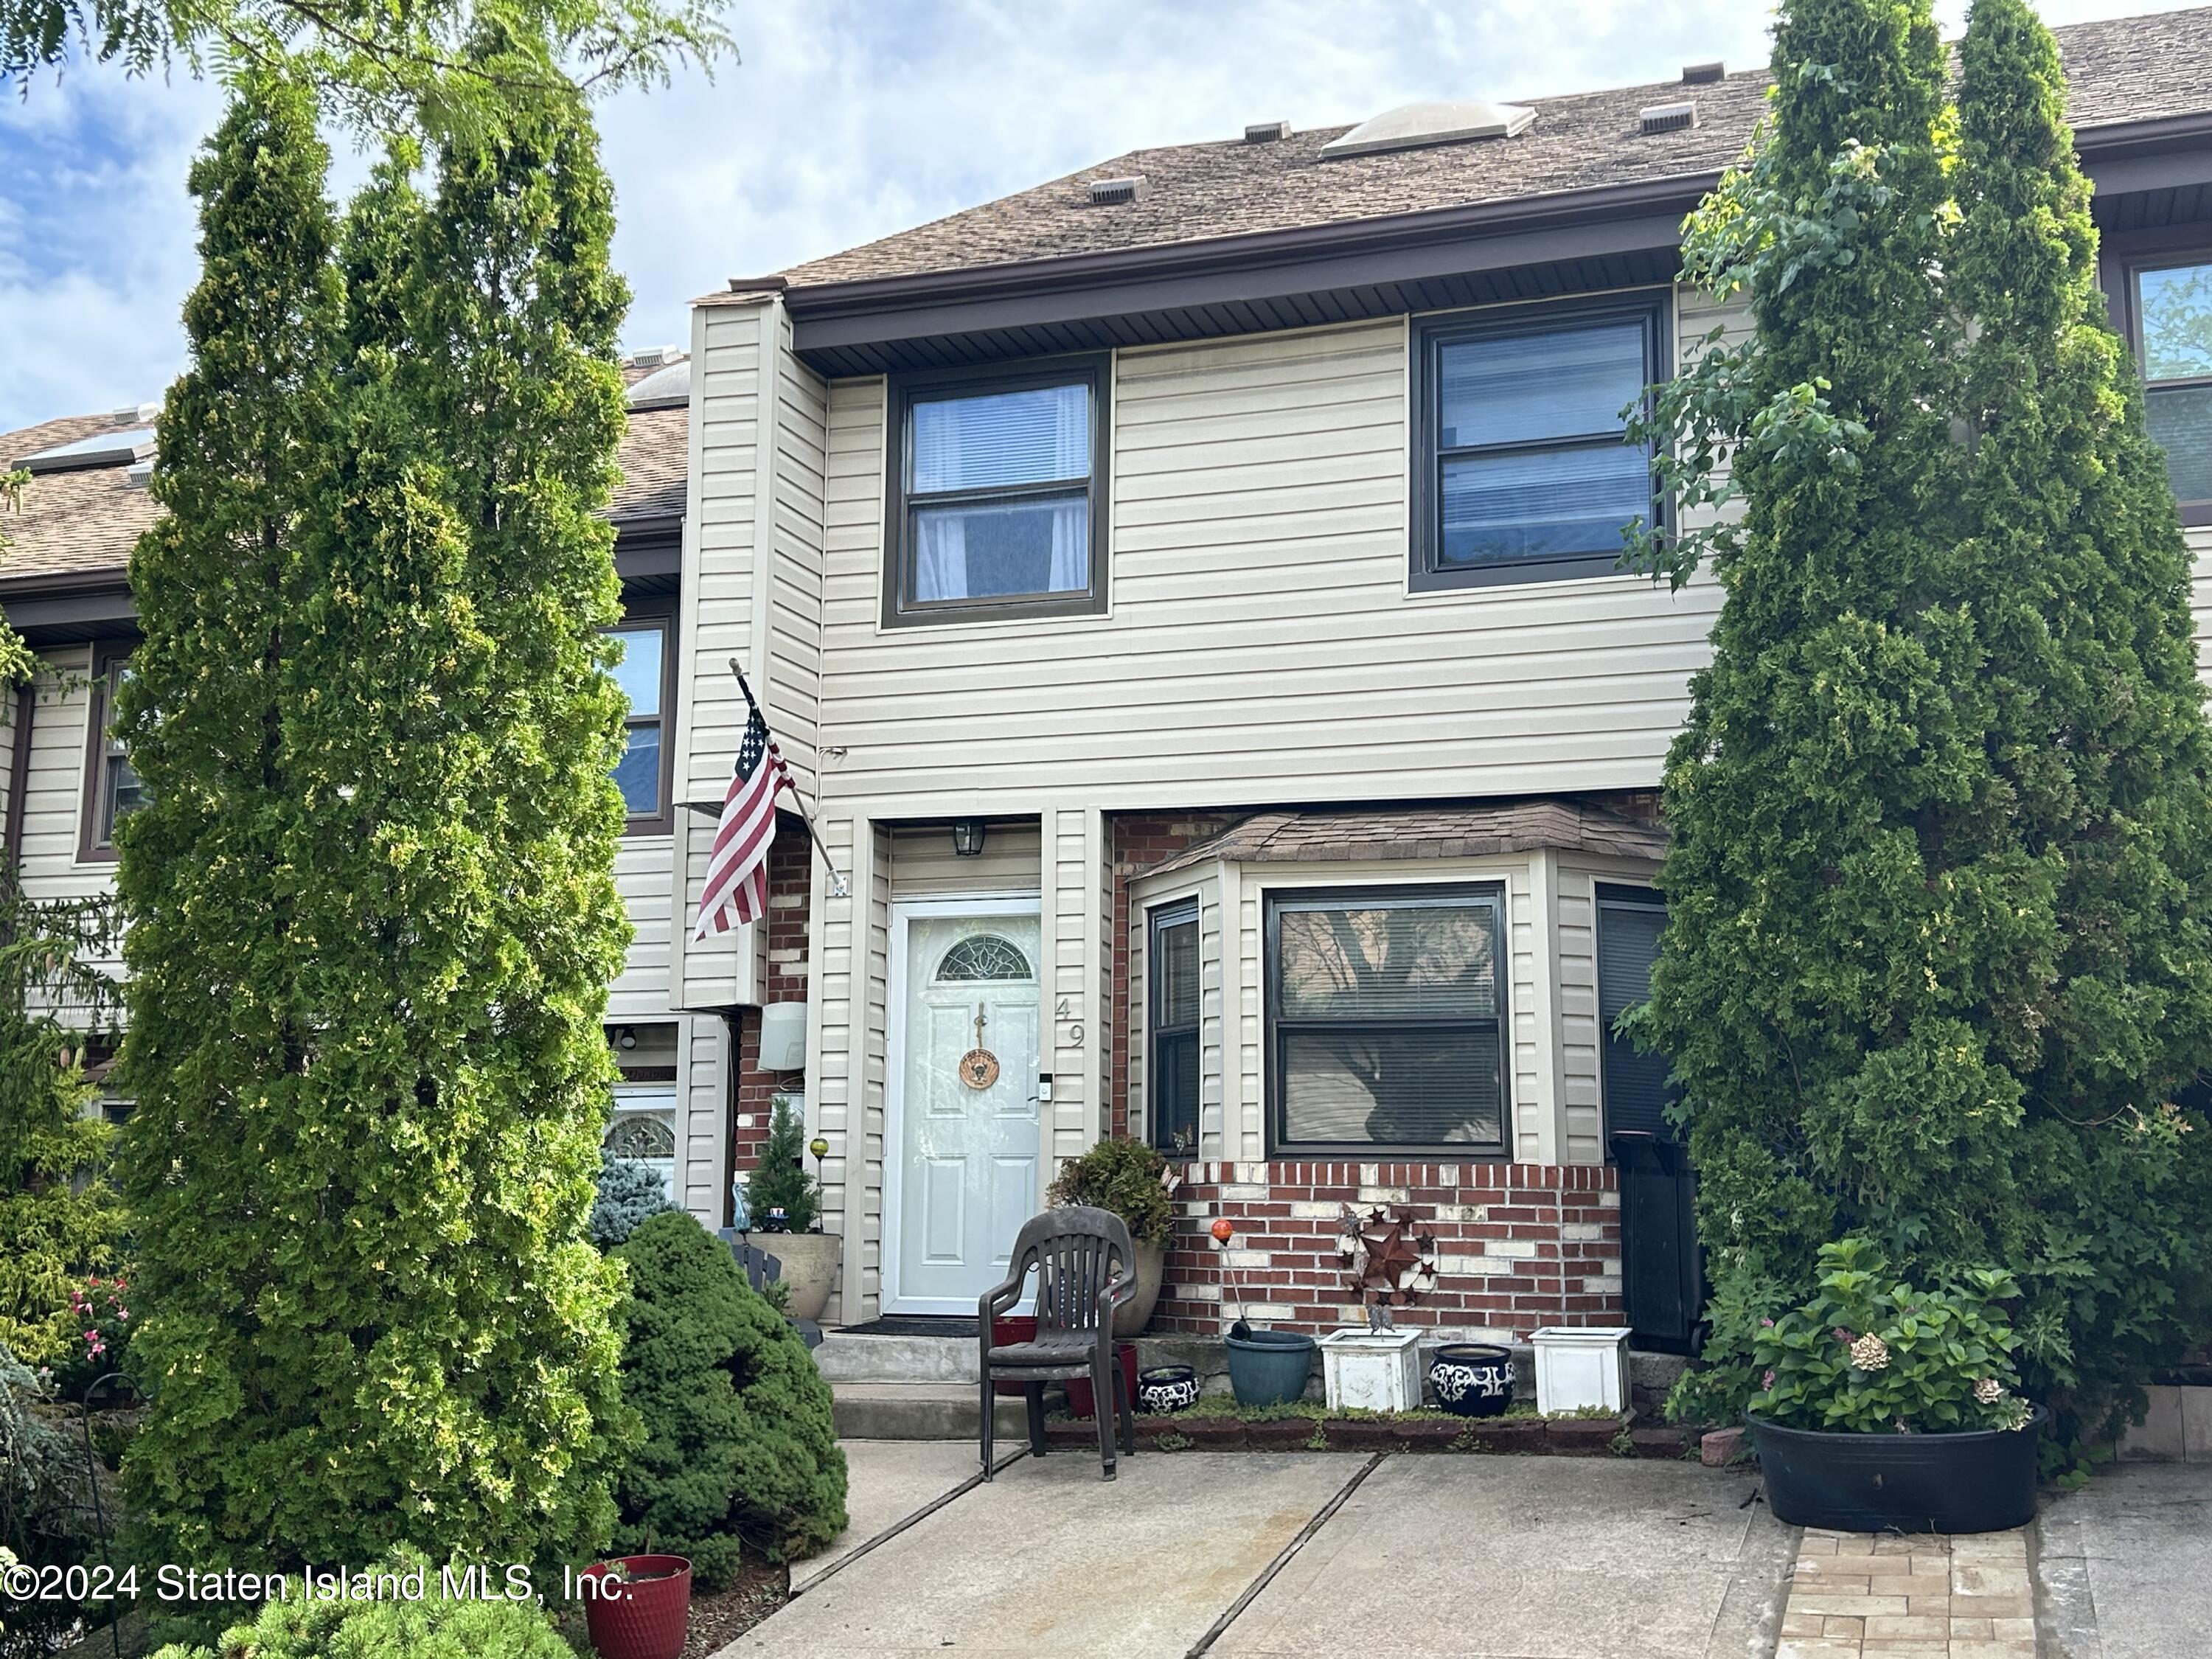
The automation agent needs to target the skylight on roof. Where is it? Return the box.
[1321,99,1536,160]
[626,359,690,410]
[15,427,157,476]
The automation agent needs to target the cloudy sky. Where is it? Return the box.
[0,0,2198,434]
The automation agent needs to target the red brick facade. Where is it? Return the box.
[1153,1160,1624,1340]
[728,821,816,1209]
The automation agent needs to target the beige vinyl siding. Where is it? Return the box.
[1555,866,1604,1165]
[678,1013,726,1224]
[808,815,888,1324]
[766,309,827,799]
[810,303,1725,813]
[16,650,108,903]
[675,298,769,1009]
[2190,526,2212,661]
[609,836,675,1015]
[886,821,1041,897]
[1042,807,1104,1161]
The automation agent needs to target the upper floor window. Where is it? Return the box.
[884,358,1109,626]
[1265,884,1508,1156]
[606,608,673,833]
[1411,296,1665,591]
[1147,901,1200,1159]
[2132,259,2212,516]
[80,645,145,861]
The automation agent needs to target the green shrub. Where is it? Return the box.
[1746,1237,2032,1435]
[0,875,124,1372]
[611,1212,845,1579]
[743,1096,820,1234]
[1046,1138,1171,1247]
[591,1152,678,1249]
[147,1551,571,1659]
[1,1341,102,1656]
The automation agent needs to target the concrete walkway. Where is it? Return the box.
[2036,1461,2212,1659]
[795,1441,982,1590]
[731,1450,1790,1659]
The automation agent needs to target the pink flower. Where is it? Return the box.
[1834,1326,1853,1342]
[1761,1369,1777,1389]
[1759,1318,1773,1327]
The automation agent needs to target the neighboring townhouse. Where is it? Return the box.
[674,4,2212,1342]
[0,351,708,1185]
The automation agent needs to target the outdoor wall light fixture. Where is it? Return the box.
[951,818,987,858]
[615,1025,639,1051]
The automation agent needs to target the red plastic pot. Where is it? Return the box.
[1062,1341,1139,1420]
[580,1554,692,1659]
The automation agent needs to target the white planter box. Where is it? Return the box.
[1320,1329,1424,1413]
[1530,1326,1632,1415]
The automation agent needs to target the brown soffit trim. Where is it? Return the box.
[773,111,2212,347]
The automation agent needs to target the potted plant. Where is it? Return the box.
[1214,1217,1315,1406]
[1745,1237,2044,1534]
[1045,1137,1172,1335]
[744,1096,838,1321]
[578,1554,693,1659]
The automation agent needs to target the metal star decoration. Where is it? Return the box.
[1336,1203,1440,1332]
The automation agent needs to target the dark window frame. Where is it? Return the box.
[2119,247,2212,527]
[606,597,676,836]
[880,353,1111,627]
[1263,881,1511,1158]
[1594,882,1675,1147]
[77,639,140,864]
[1146,898,1201,1160]
[1410,290,1670,592]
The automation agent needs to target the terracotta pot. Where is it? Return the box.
[1063,1342,1139,1419]
[580,1554,691,1659]
[764,1231,839,1322]
[1113,1239,1165,1337]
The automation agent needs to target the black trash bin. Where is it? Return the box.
[1610,1130,1705,1354]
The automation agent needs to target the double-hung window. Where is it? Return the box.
[605,608,672,832]
[885,358,1107,624]
[80,645,145,860]
[1265,885,1509,1155]
[2132,258,2212,518]
[1412,296,1665,589]
[1147,901,1200,1158]
[1595,885,1677,1142]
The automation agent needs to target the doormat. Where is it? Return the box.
[835,1316,979,1338]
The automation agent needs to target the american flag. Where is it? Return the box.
[694,704,796,939]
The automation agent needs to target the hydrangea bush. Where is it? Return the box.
[1748,1237,2033,1435]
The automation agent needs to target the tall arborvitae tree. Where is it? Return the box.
[1641,0,2212,1433]
[1950,0,2212,1426]
[117,70,635,1571]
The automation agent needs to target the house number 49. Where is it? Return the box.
[1056,998,1084,1048]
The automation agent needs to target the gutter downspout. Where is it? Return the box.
[4,682,33,869]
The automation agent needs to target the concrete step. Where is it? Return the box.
[832,1382,1029,1441]
[815,1332,977,1385]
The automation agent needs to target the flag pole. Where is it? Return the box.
[727,658,850,899]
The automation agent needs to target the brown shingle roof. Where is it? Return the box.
[1,367,687,592]
[772,7,2212,291]
[1146,801,1668,880]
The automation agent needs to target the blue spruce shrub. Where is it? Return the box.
[591,1151,678,1249]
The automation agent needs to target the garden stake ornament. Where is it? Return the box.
[1337,1203,1439,1332]
[1211,1216,1249,1339]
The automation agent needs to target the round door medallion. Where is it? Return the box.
[958,1048,1001,1090]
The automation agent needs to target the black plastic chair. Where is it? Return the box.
[978,1206,1138,1481]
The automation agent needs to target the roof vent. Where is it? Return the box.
[125,459,154,490]
[15,427,158,476]
[622,346,682,370]
[1682,61,1725,84]
[108,401,159,425]
[1244,119,1292,143]
[1087,175,1147,206]
[1639,100,1699,136]
[1321,99,1535,160]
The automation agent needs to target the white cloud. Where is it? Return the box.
[1,0,2202,431]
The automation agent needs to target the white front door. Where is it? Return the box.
[890,908,1042,1315]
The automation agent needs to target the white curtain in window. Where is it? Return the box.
[914,510,969,601]
[1046,495,1086,594]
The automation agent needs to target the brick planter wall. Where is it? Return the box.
[1155,1161,1623,1343]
